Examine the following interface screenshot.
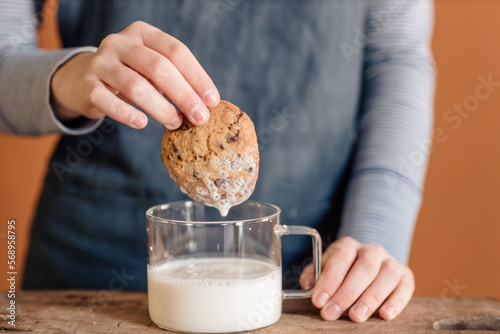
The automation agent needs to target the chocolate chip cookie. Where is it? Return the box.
[161,100,259,216]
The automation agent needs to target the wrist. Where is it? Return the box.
[50,52,94,122]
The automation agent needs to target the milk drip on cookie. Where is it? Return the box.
[161,100,259,216]
[186,149,258,216]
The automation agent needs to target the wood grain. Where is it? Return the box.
[1,291,499,333]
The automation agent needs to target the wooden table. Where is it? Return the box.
[1,291,499,333]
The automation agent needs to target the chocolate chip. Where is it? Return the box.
[180,122,191,131]
[173,145,178,153]
[220,144,225,150]
[220,194,227,199]
[248,167,253,172]
[214,178,224,187]
[229,131,239,143]
[177,154,181,160]
[237,153,241,158]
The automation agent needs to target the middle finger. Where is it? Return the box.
[120,45,209,125]
[321,253,382,320]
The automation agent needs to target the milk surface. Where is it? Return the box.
[148,257,282,333]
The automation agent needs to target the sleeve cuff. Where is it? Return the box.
[46,47,105,135]
[0,46,104,135]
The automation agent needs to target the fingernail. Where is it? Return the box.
[203,88,219,106]
[383,305,396,320]
[316,292,330,308]
[353,303,369,321]
[304,279,314,290]
[132,114,147,128]
[165,113,182,129]
[191,104,209,124]
[325,303,342,320]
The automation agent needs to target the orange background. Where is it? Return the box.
[1,0,500,300]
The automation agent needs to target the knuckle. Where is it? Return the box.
[156,105,177,125]
[319,265,342,288]
[177,90,192,105]
[128,20,148,31]
[302,263,314,274]
[123,78,147,101]
[370,243,386,254]
[86,57,100,73]
[338,288,359,305]
[362,243,386,258]
[405,267,415,281]
[111,104,130,119]
[339,236,358,246]
[86,83,102,106]
[357,254,381,273]
[165,40,189,60]
[381,260,401,277]
[148,56,170,81]
[362,294,383,309]
[325,244,350,259]
[100,33,121,49]
[403,272,416,291]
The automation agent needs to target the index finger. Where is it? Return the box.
[311,242,358,309]
[138,22,220,107]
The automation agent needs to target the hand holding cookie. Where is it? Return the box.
[51,21,219,129]
[161,100,259,216]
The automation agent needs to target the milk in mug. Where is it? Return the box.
[147,257,282,333]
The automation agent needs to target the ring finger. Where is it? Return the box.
[321,256,382,320]
[348,261,402,322]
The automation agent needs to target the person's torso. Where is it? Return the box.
[34,0,367,286]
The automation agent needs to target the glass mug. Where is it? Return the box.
[146,200,322,333]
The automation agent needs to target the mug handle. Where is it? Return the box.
[278,225,322,299]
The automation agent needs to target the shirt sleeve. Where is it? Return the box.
[0,0,103,135]
[338,0,436,264]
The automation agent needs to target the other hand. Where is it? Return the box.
[299,236,415,322]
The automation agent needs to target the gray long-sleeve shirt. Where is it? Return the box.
[0,0,434,289]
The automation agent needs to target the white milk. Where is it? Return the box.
[148,257,282,333]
